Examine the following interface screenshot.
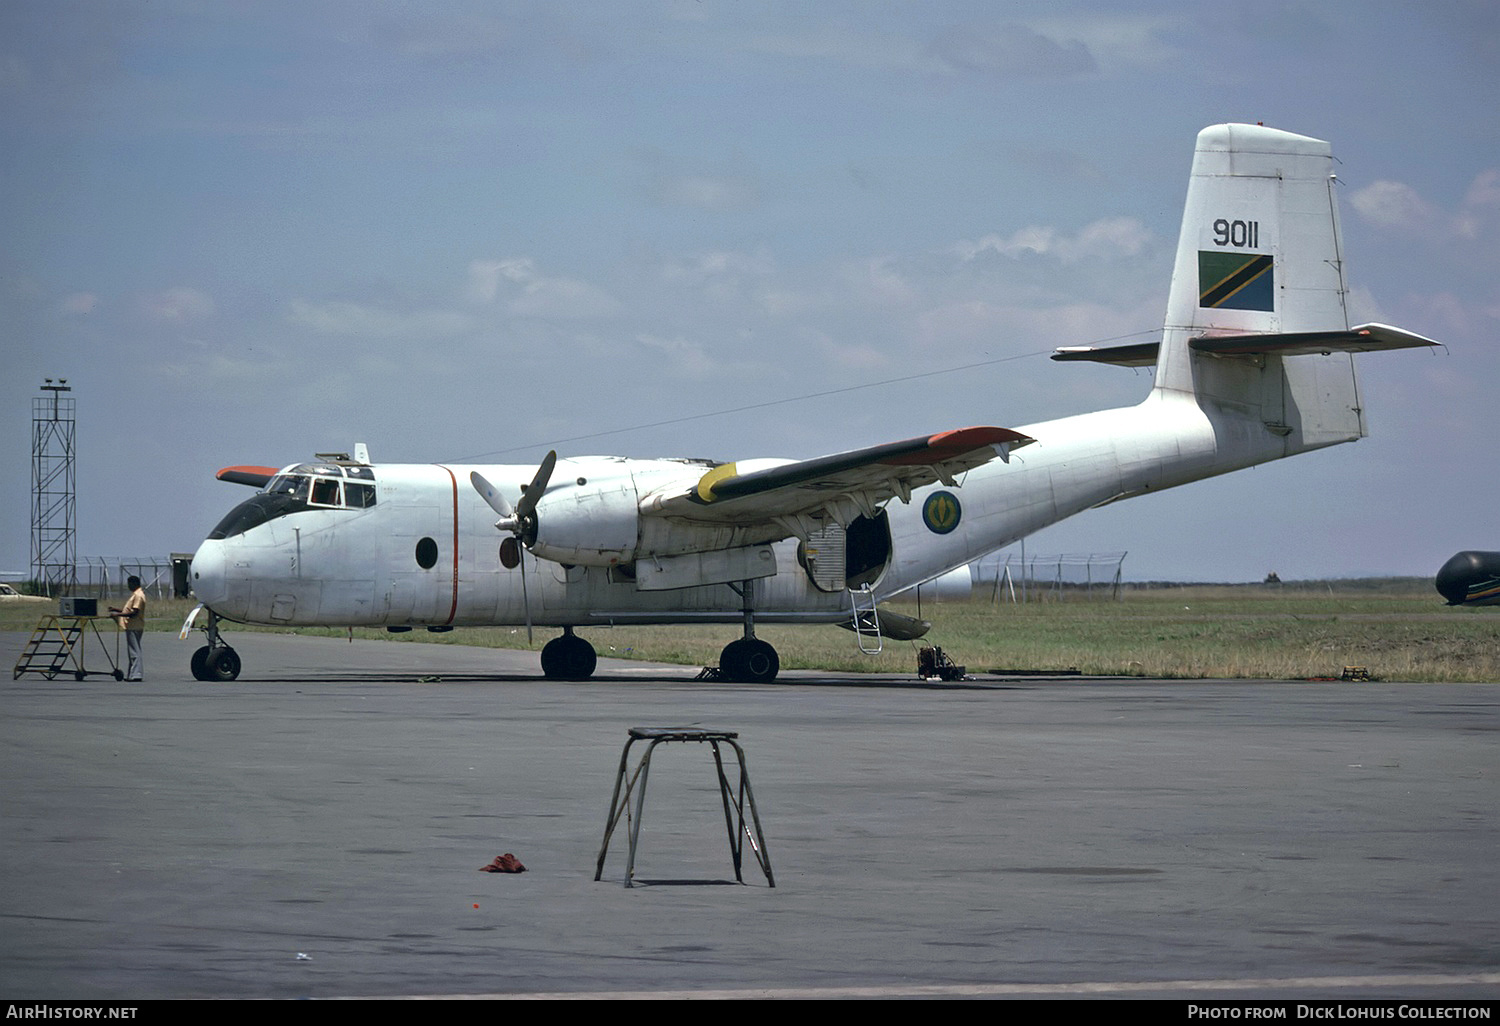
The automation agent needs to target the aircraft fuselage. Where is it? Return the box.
[190,391,1280,633]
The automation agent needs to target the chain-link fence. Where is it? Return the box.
[972,551,1127,603]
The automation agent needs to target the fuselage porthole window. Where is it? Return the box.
[415,537,439,569]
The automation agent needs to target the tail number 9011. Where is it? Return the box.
[1213,218,1259,248]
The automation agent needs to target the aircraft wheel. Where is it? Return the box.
[540,633,597,681]
[113,670,124,681]
[206,646,241,682]
[719,638,779,683]
[190,645,211,681]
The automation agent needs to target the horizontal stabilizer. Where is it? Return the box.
[216,465,279,488]
[1052,323,1441,368]
[1051,342,1160,367]
[1189,323,1442,358]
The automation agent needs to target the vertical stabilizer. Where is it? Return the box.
[1156,124,1363,454]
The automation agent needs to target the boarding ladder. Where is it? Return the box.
[847,583,883,654]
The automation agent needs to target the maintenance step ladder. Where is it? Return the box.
[12,616,123,681]
[847,583,883,654]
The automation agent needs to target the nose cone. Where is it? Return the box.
[190,538,228,608]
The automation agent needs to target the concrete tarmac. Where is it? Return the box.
[2,630,1497,1000]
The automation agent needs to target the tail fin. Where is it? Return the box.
[1156,124,1365,452]
[1049,125,1440,463]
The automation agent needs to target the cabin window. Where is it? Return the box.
[415,537,439,569]
[345,482,376,508]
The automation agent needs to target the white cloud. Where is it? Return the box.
[468,258,623,319]
[141,286,214,323]
[288,299,474,339]
[1350,180,1442,233]
[929,22,1096,78]
[1353,170,1500,245]
[660,249,777,285]
[1028,13,1183,70]
[1456,169,1500,239]
[632,332,718,380]
[953,217,1153,263]
[745,25,938,74]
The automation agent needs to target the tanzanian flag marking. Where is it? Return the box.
[1199,251,1274,311]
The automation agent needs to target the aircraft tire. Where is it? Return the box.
[540,633,597,681]
[719,638,779,683]
[190,646,211,681]
[206,646,241,682]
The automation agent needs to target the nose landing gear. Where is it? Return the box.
[718,636,779,683]
[185,606,242,682]
[540,627,597,680]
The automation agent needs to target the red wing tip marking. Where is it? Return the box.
[216,465,280,487]
[925,426,1033,450]
[880,427,1034,466]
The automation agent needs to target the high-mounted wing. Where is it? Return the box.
[216,465,280,488]
[644,426,1033,529]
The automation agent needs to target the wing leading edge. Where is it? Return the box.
[646,426,1034,528]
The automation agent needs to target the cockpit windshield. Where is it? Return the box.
[208,463,378,540]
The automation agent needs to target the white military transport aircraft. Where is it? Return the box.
[184,124,1439,683]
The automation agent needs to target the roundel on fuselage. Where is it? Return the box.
[922,490,962,535]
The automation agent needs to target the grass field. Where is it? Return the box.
[7,577,1495,682]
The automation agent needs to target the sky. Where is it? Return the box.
[2,0,1496,583]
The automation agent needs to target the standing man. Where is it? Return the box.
[110,575,146,682]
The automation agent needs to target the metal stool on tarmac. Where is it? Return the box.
[595,727,775,889]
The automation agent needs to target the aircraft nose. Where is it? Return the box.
[190,538,228,607]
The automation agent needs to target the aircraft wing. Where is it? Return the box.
[643,426,1033,528]
[216,465,280,488]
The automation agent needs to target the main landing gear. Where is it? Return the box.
[717,579,780,684]
[189,608,242,682]
[540,626,597,681]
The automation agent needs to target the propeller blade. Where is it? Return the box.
[470,471,514,519]
[519,551,533,645]
[515,450,557,521]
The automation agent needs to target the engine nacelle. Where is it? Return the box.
[528,476,640,567]
[1435,550,1500,606]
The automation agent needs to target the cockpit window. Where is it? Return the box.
[208,463,377,539]
[310,477,341,507]
[265,473,309,501]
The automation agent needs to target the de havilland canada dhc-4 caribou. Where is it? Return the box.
[183,124,1440,683]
